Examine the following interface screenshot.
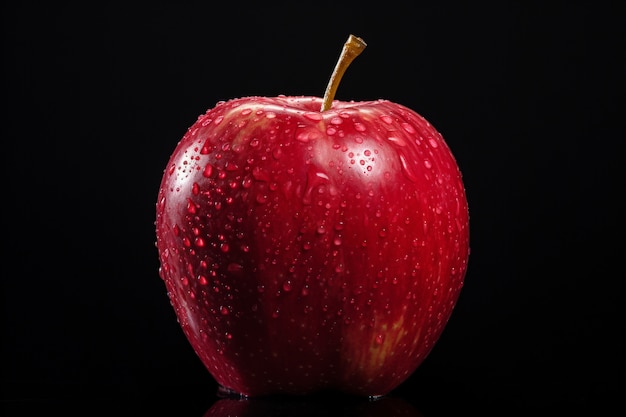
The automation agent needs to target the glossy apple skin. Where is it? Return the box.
[155,96,469,397]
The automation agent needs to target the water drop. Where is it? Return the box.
[202,164,214,178]
[227,263,243,273]
[380,115,393,124]
[220,306,230,315]
[387,136,407,147]
[296,126,322,143]
[282,280,293,292]
[242,177,252,188]
[272,146,283,159]
[353,122,366,132]
[252,166,271,182]
[375,334,384,345]
[330,116,343,125]
[428,137,439,148]
[225,161,239,171]
[401,122,416,133]
[186,199,197,214]
[398,153,419,182]
[304,112,323,121]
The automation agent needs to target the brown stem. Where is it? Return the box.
[320,34,367,112]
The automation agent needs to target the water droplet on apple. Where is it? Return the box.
[398,152,419,183]
[387,136,407,147]
[241,177,252,188]
[428,137,439,148]
[252,166,271,182]
[220,306,230,315]
[214,115,224,125]
[202,163,214,178]
[186,199,197,214]
[401,122,416,133]
[227,263,243,273]
[380,115,393,124]
[375,334,384,345]
[304,112,323,121]
[424,159,432,169]
[296,126,322,143]
[272,146,283,159]
[282,280,293,292]
[353,122,366,132]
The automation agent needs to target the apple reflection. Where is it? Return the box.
[203,393,422,417]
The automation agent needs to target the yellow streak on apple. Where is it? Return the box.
[343,314,422,385]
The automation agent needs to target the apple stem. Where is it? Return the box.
[321,34,367,112]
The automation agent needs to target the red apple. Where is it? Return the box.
[155,35,469,397]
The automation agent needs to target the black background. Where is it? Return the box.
[2,1,623,415]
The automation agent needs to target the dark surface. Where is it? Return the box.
[2,1,623,415]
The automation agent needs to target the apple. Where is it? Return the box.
[155,35,470,397]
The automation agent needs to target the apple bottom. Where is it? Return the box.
[165,268,453,397]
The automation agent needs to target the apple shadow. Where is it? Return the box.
[202,391,423,417]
